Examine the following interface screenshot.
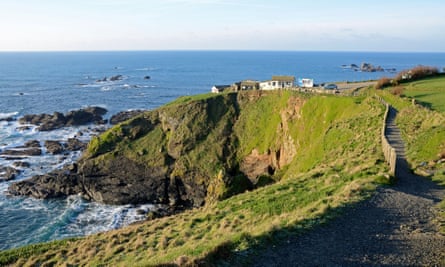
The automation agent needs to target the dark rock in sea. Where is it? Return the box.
[44,140,65,155]
[0,116,15,122]
[144,76,151,80]
[13,161,31,168]
[0,166,21,182]
[65,107,107,127]
[360,62,385,72]
[110,110,146,124]
[16,126,32,131]
[96,75,124,82]
[0,147,42,158]
[0,140,42,158]
[65,138,87,151]
[344,63,389,73]
[8,157,173,205]
[109,75,123,81]
[18,107,108,131]
[24,140,41,148]
[8,166,82,199]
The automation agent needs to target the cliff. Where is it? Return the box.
[9,90,383,211]
[3,89,391,266]
[9,91,304,207]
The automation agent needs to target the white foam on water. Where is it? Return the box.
[0,112,18,120]
[135,67,157,71]
[53,196,156,239]
[0,118,158,249]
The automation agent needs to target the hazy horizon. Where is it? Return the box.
[1,0,444,52]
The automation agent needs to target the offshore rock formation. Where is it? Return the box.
[18,106,107,131]
[9,91,304,210]
[110,110,146,125]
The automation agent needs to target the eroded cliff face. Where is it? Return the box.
[239,96,302,183]
[9,91,307,209]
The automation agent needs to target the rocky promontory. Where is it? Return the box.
[9,91,303,209]
[18,106,108,131]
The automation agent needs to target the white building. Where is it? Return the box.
[298,78,314,88]
[259,75,295,90]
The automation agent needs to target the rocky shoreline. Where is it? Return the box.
[4,92,287,215]
[0,107,147,188]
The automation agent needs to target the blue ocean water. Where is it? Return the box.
[0,51,444,250]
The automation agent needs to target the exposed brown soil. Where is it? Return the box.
[252,107,445,266]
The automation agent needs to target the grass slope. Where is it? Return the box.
[0,91,388,266]
[375,76,445,180]
[375,75,445,233]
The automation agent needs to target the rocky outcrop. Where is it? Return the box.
[1,137,87,161]
[0,116,15,122]
[96,75,123,82]
[110,110,146,125]
[44,141,64,155]
[0,166,21,182]
[8,92,308,210]
[65,138,87,151]
[0,140,42,158]
[8,165,82,198]
[13,161,31,168]
[360,62,384,72]
[342,62,390,72]
[18,107,107,131]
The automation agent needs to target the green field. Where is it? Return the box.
[402,76,445,112]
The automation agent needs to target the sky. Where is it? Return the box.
[0,0,444,52]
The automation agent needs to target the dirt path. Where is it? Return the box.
[252,107,445,266]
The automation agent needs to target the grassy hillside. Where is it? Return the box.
[0,91,388,266]
[375,75,445,233]
[401,76,445,112]
[375,76,445,182]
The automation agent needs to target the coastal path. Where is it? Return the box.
[252,106,445,266]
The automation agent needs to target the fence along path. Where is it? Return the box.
[378,97,398,177]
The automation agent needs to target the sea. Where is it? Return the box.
[1,51,444,250]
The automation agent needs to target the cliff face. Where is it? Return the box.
[9,91,306,208]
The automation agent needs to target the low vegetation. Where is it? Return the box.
[0,89,397,266]
[2,74,444,265]
[375,75,445,232]
[375,66,440,89]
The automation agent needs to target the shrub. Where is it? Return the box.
[395,66,439,84]
[375,77,392,89]
[390,86,405,96]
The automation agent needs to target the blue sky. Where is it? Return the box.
[0,0,444,52]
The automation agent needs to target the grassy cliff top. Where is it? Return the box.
[0,89,397,266]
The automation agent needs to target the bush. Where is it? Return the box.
[375,77,392,89]
[395,66,439,83]
[390,86,405,96]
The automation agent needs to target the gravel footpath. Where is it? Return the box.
[252,107,445,266]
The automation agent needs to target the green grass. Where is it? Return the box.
[234,90,298,157]
[401,76,445,112]
[0,91,389,266]
[376,76,445,235]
